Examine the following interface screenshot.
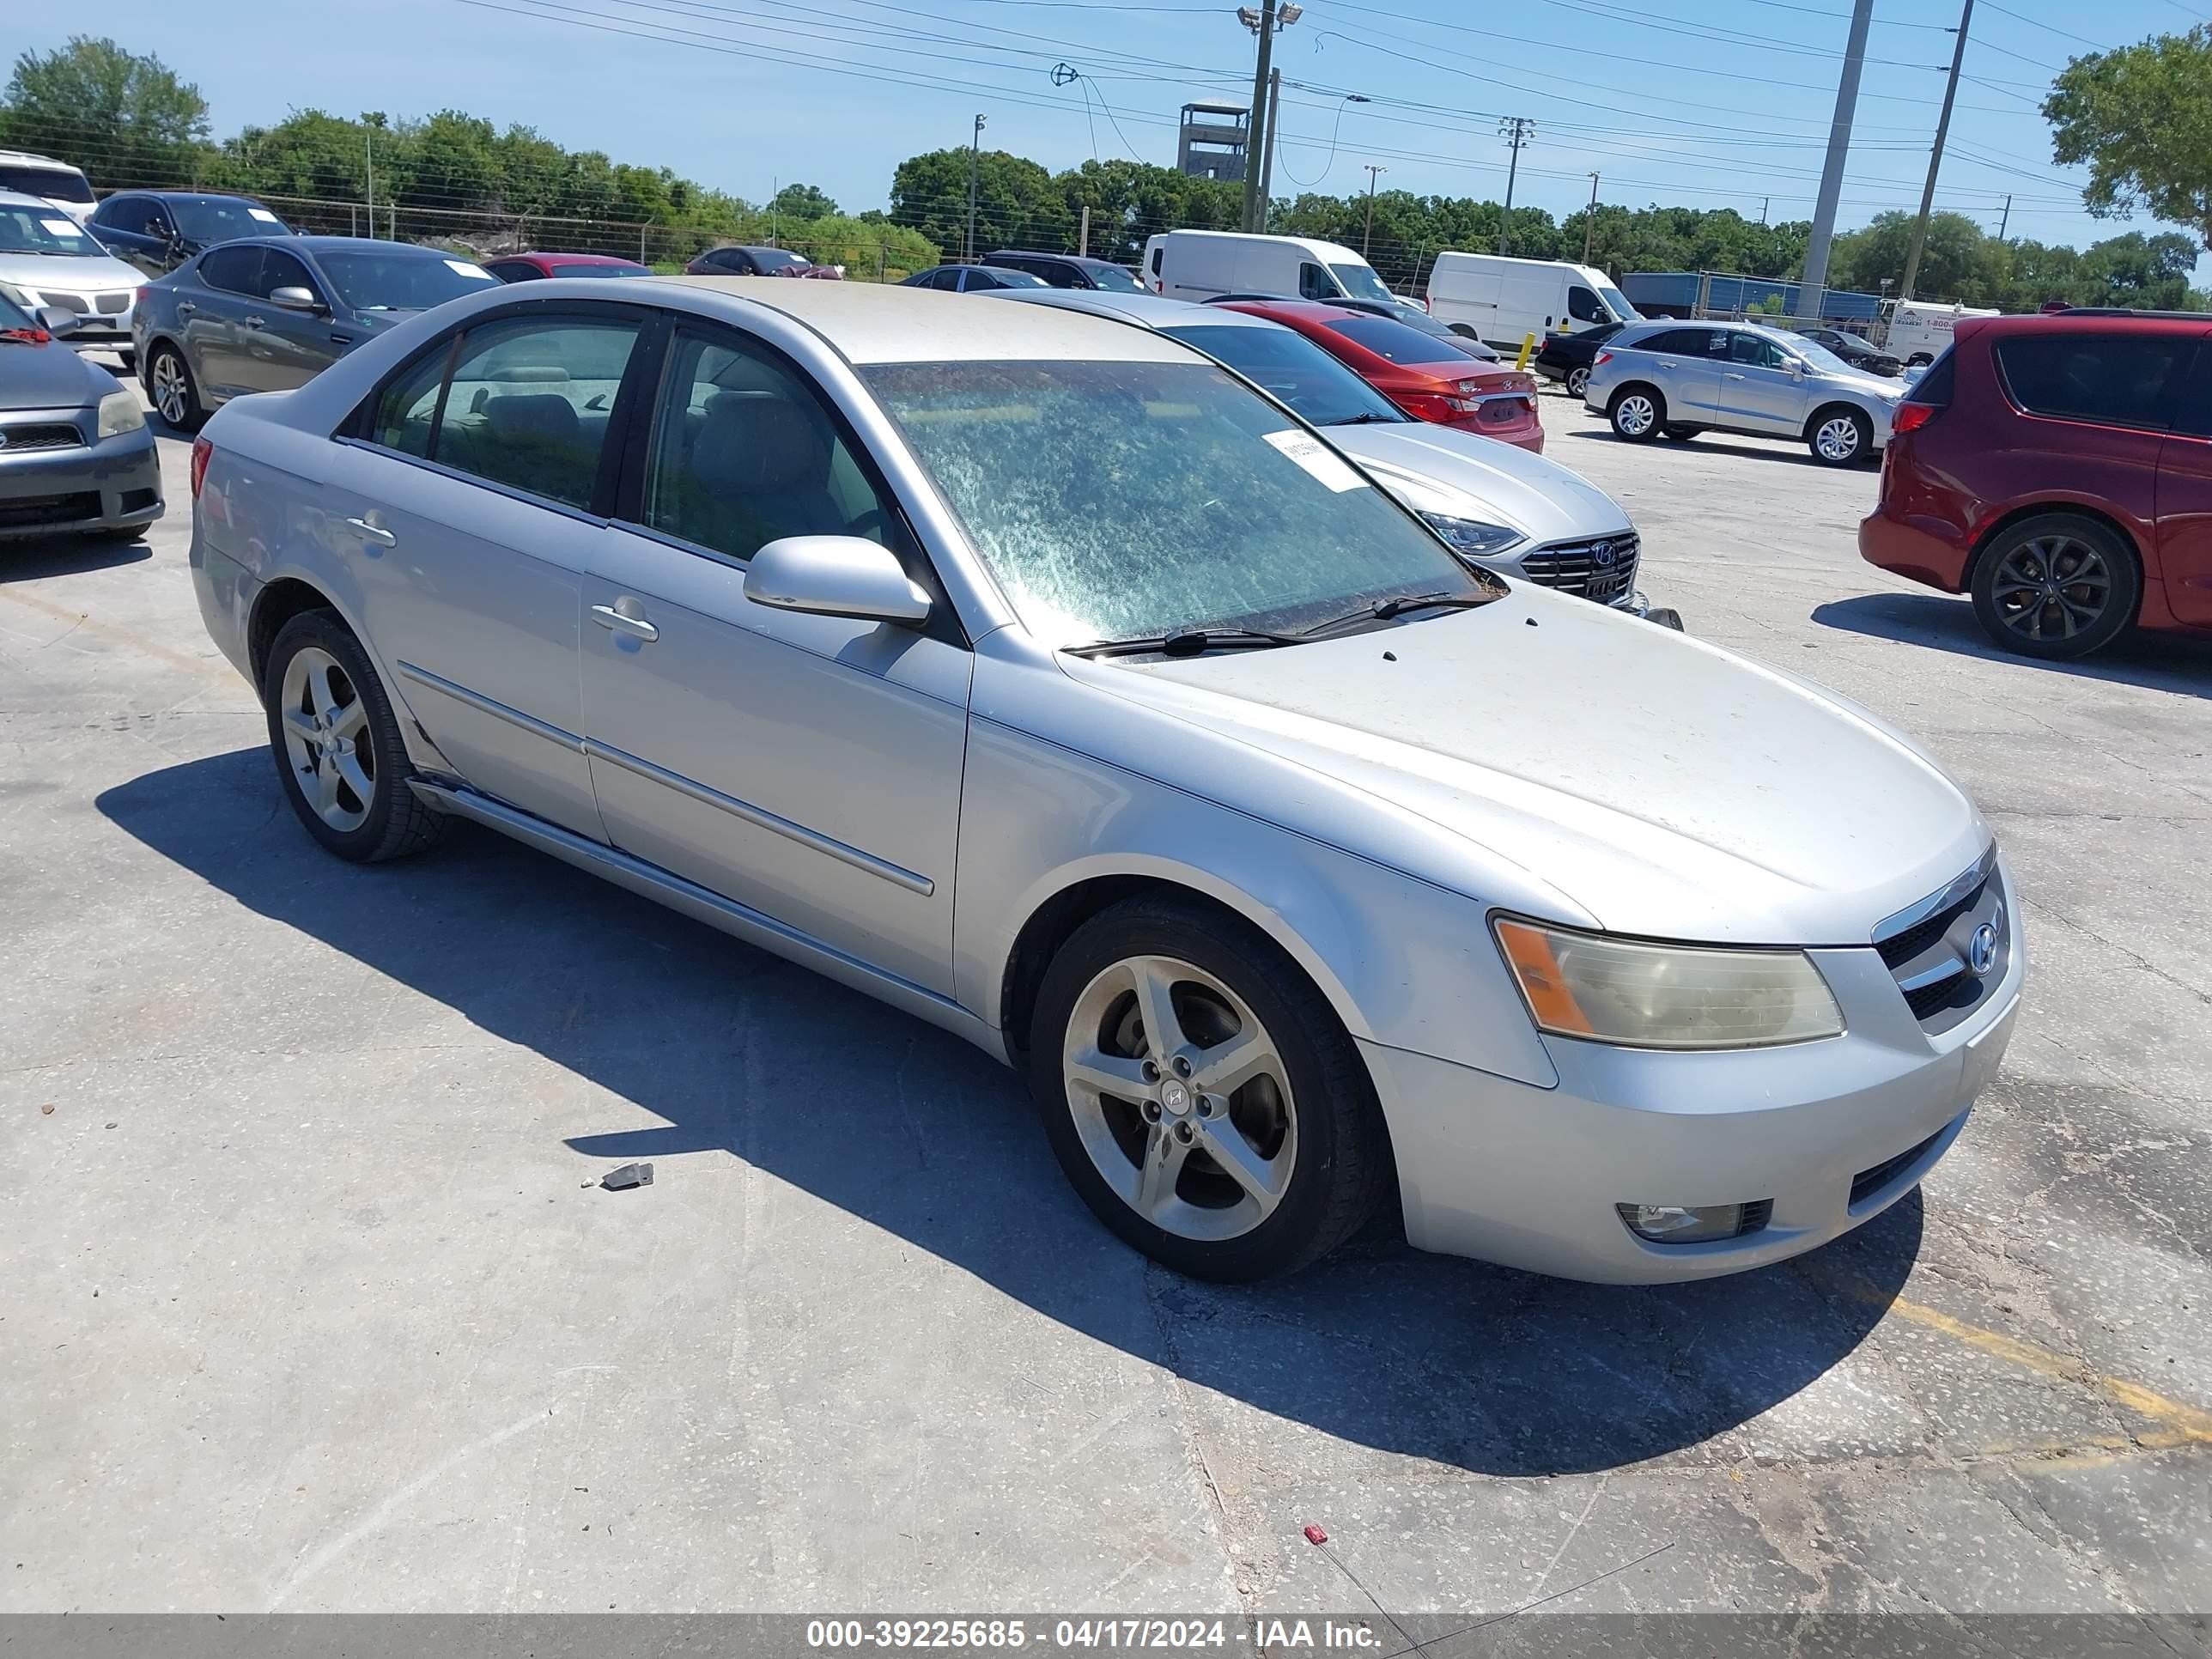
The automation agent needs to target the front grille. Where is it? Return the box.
[1521,533,1640,599]
[1735,1200,1774,1237]
[0,422,83,452]
[1874,848,2007,1032]
[35,292,88,314]
[94,291,131,315]
[0,490,100,528]
[1876,871,1988,968]
[1850,1127,1947,1206]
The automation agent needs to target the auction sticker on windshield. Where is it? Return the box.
[445,259,494,280]
[1262,428,1367,492]
[247,208,281,222]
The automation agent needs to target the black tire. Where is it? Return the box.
[117,350,137,375]
[1907,352,1933,368]
[1662,424,1700,441]
[1565,365,1591,399]
[1969,512,2142,661]
[1609,384,1665,442]
[262,610,446,862]
[1807,404,1873,467]
[147,343,204,432]
[1027,896,1391,1282]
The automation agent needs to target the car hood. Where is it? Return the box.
[0,337,101,410]
[1070,591,1985,945]
[0,250,141,292]
[1816,366,1904,402]
[1328,421,1631,545]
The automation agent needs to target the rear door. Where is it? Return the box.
[580,319,970,994]
[2149,333,2212,628]
[322,303,652,839]
[1628,326,1725,420]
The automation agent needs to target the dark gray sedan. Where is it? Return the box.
[0,291,161,541]
[133,236,502,429]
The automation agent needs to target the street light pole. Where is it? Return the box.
[1257,67,1282,232]
[965,112,986,263]
[1362,164,1386,257]
[1794,0,1875,320]
[1498,116,1533,256]
[1581,171,1600,265]
[1237,3,1301,232]
[1900,0,1974,302]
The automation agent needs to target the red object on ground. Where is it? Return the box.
[1220,298,1546,454]
[1304,1524,1328,1545]
[1860,309,2212,647]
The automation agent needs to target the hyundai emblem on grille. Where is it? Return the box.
[1968,921,1999,976]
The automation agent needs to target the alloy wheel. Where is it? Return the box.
[1614,393,1656,437]
[1990,534,2112,646]
[1814,415,1863,462]
[278,646,375,833]
[1060,954,1297,1243]
[151,352,190,425]
[1566,367,1590,398]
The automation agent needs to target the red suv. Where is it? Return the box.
[1218,299,1544,453]
[1861,310,2212,659]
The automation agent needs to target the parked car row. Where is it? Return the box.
[183,276,2020,1286]
[0,287,162,542]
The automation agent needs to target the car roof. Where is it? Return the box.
[1970,309,2212,337]
[987,248,1122,270]
[132,190,270,204]
[0,149,79,170]
[227,235,449,256]
[1221,298,1382,326]
[656,275,1194,365]
[989,289,1279,331]
[512,251,645,265]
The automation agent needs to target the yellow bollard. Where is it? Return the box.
[1516,332,1538,371]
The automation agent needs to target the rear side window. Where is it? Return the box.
[1323,314,1463,365]
[1905,347,1955,409]
[1629,327,1720,356]
[432,316,643,509]
[371,344,452,459]
[1995,334,2188,430]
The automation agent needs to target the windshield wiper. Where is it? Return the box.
[1062,625,1305,659]
[1326,411,1403,425]
[1302,590,1494,636]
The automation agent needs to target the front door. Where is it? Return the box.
[1717,331,1810,434]
[234,246,340,394]
[180,245,260,400]
[324,306,649,839]
[580,322,969,995]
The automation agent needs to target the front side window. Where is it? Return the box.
[639,329,890,562]
[314,251,498,313]
[1729,332,1789,369]
[1327,262,1393,303]
[431,316,642,508]
[864,358,1481,645]
[1996,334,2188,431]
[1567,285,1604,324]
[198,246,262,294]
[1297,262,1340,301]
[258,248,321,302]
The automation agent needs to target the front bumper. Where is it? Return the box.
[1359,904,2024,1283]
[0,423,164,539]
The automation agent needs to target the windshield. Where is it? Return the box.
[1086,263,1146,294]
[1159,322,1406,428]
[751,247,806,271]
[1786,336,1863,376]
[1595,284,1639,322]
[0,165,94,204]
[993,268,1049,288]
[550,262,647,278]
[171,198,289,242]
[864,358,1477,645]
[315,250,500,311]
[1323,313,1471,368]
[0,204,103,256]
[1327,262,1393,303]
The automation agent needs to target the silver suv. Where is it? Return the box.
[1583,320,1905,466]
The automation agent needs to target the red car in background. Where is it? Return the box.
[1218,298,1544,453]
[483,252,652,283]
[1861,309,2212,659]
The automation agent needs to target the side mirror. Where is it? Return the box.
[744,536,932,627]
[1786,358,1806,379]
[34,306,80,337]
[269,285,323,313]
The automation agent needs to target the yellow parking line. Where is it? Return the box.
[0,587,233,680]
[1803,1263,2212,1446]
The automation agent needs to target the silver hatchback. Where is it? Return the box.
[1583,319,1905,466]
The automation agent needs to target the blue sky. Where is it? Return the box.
[22,0,2211,257]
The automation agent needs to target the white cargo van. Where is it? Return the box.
[0,149,97,224]
[1877,299,2000,367]
[1140,230,1394,305]
[1425,253,1640,349]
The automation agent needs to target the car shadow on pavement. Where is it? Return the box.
[1559,428,1850,471]
[0,533,153,583]
[1814,592,2212,699]
[98,748,1921,1480]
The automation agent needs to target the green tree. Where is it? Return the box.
[0,36,211,187]
[769,182,839,221]
[2045,26,2212,249]
[890,147,1073,258]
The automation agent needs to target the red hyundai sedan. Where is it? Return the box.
[1861,309,2212,659]
[483,252,652,283]
[1219,299,1545,453]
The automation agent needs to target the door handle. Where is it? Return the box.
[1656,359,1678,368]
[243,315,265,330]
[343,516,397,548]
[592,601,659,643]
[1723,372,1747,380]
[176,301,196,316]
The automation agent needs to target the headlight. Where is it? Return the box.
[0,281,40,308]
[97,390,145,439]
[1493,917,1844,1049]
[1421,512,1525,556]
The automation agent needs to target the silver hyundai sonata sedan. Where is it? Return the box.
[187,277,2021,1284]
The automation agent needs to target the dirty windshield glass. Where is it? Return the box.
[864,359,1478,645]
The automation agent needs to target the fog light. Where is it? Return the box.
[1618,1201,1750,1244]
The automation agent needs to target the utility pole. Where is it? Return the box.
[965,112,986,263]
[1794,0,1875,320]
[1078,204,1091,258]
[364,131,374,234]
[1498,116,1533,256]
[1759,197,1770,226]
[1361,165,1386,257]
[1580,172,1600,265]
[1998,193,2012,239]
[1900,0,1973,301]
[1237,3,1303,232]
[1257,68,1282,231]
